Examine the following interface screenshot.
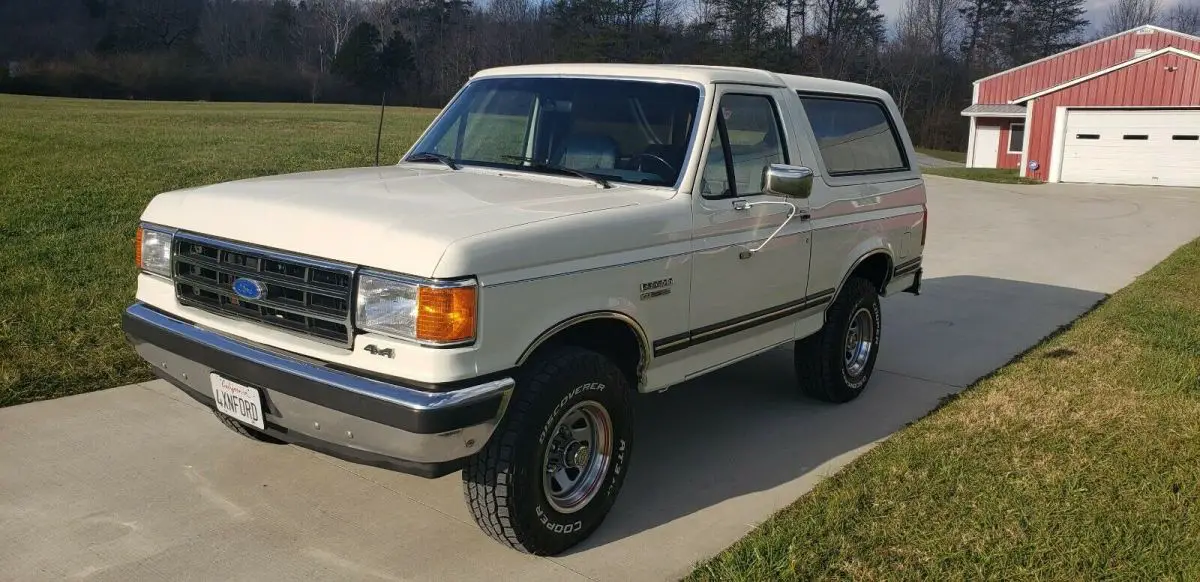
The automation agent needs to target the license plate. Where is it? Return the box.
[210,374,265,430]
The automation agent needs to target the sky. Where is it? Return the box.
[872,0,1179,35]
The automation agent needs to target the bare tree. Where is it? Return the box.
[363,0,403,40]
[116,0,205,50]
[813,0,884,55]
[713,0,777,55]
[897,0,959,56]
[616,0,655,31]
[879,42,923,116]
[777,0,807,46]
[649,0,684,26]
[1166,0,1200,34]
[481,0,542,66]
[958,0,1009,73]
[928,0,956,53]
[490,0,535,22]
[198,0,276,65]
[1101,0,1163,34]
[689,0,722,26]
[312,0,360,68]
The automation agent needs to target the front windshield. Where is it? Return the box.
[408,77,702,187]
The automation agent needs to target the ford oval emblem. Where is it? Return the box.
[232,277,267,301]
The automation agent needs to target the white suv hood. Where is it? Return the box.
[142,165,662,277]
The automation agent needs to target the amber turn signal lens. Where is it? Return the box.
[416,285,477,344]
[134,226,144,269]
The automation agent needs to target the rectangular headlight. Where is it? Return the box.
[136,224,173,278]
[355,270,477,345]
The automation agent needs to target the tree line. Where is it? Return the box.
[1,0,1197,150]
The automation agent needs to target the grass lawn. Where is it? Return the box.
[914,147,967,163]
[688,238,1200,580]
[923,166,1041,184]
[0,94,437,407]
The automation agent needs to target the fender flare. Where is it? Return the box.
[515,311,653,389]
[833,249,895,301]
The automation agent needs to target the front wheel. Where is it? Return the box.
[795,277,882,403]
[462,346,633,555]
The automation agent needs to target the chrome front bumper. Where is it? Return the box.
[122,302,514,478]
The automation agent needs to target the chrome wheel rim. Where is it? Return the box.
[542,400,613,514]
[844,308,875,377]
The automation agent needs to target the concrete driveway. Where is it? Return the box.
[3,177,1199,581]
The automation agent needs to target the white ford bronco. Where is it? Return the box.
[124,64,926,555]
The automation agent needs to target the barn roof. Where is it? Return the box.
[1008,46,1200,103]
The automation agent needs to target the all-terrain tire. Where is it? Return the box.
[462,346,634,555]
[213,409,283,443]
[795,277,882,403]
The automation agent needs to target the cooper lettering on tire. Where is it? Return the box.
[463,346,634,555]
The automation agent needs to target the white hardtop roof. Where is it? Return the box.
[472,63,893,100]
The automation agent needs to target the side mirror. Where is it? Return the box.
[764,164,814,199]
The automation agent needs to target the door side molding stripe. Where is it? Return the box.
[652,289,835,357]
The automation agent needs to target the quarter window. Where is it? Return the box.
[799,96,907,175]
[1008,122,1025,153]
[700,94,788,198]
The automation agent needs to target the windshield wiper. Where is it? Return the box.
[407,151,459,170]
[501,155,612,189]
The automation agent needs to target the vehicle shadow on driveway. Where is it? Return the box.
[568,275,1106,552]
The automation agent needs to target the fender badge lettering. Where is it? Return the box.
[640,278,673,300]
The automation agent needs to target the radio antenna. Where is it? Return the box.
[374,91,386,166]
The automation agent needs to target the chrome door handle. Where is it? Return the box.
[733,199,798,257]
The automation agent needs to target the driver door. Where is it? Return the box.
[685,87,814,367]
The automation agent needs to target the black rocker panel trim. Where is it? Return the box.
[652,289,835,357]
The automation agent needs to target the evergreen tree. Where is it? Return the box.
[265,0,299,63]
[958,0,1010,73]
[332,21,382,90]
[1005,0,1088,65]
[548,0,621,61]
[714,0,776,60]
[331,22,416,96]
[378,30,415,92]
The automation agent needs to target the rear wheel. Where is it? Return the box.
[795,277,882,403]
[462,346,633,555]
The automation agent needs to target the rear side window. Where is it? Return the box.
[798,96,908,175]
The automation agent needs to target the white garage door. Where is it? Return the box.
[1059,109,1200,187]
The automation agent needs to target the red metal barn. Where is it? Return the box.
[963,25,1200,186]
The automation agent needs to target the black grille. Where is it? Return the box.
[172,234,356,347]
